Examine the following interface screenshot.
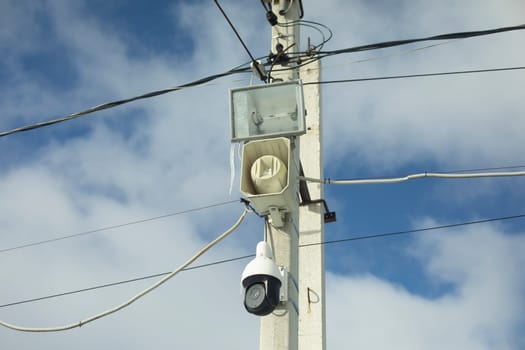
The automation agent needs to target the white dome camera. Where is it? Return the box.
[241,241,286,316]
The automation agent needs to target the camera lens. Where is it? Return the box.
[245,283,266,309]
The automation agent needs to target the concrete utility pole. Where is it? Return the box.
[259,1,301,350]
[260,1,325,350]
[298,57,326,350]
[299,61,326,350]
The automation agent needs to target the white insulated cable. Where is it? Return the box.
[0,207,249,332]
[300,170,525,185]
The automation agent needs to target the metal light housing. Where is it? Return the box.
[230,80,306,142]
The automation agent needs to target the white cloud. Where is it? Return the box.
[327,225,525,350]
[1,0,524,348]
[311,0,525,171]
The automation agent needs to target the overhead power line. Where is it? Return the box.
[3,64,519,141]
[300,213,525,247]
[281,23,525,72]
[0,67,249,139]
[0,200,239,254]
[277,19,333,51]
[301,170,525,185]
[303,66,525,85]
[318,23,525,57]
[1,23,523,139]
[0,208,249,332]
[2,212,524,309]
[3,165,523,255]
[0,254,255,309]
[213,0,266,82]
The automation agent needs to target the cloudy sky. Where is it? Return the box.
[1,0,524,349]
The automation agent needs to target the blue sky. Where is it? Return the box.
[1,0,525,349]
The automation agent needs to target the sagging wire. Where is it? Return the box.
[0,200,239,254]
[0,207,249,332]
[3,212,525,309]
[277,19,333,52]
[0,66,250,139]
[3,23,523,139]
[270,23,525,76]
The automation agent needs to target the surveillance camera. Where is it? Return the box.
[241,241,285,316]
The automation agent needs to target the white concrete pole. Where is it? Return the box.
[298,57,326,350]
[259,1,301,350]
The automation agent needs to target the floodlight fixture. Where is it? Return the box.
[230,80,306,142]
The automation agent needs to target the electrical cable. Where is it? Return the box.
[317,23,525,57]
[442,164,525,173]
[2,212,524,309]
[5,164,517,256]
[213,0,266,82]
[277,19,333,51]
[0,67,249,139]
[296,22,327,50]
[0,255,255,309]
[2,23,522,139]
[320,40,459,71]
[303,66,525,85]
[299,213,525,248]
[0,200,239,254]
[300,170,525,185]
[259,0,269,12]
[270,23,525,74]
[290,39,466,77]
[235,64,525,89]
[0,207,249,332]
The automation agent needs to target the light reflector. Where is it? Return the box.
[230,80,306,142]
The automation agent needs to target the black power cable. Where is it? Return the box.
[318,23,525,57]
[1,23,524,139]
[302,66,525,86]
[2,212,524,308]
[0,67,249,139]
[274,23,525,73]
[213,0,266,82]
